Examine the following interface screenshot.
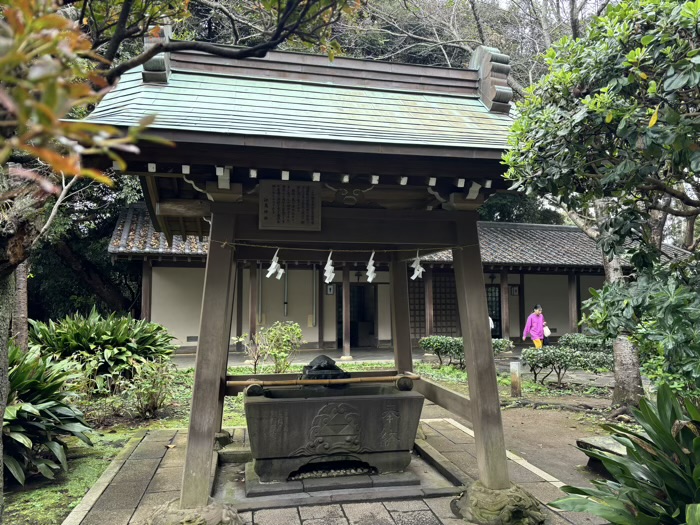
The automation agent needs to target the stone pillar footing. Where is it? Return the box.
[144,498,242,525]
[339,355,354,361]
[451,481,547,525]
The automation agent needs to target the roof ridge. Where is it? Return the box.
[478,221,581,231]
[168,68,483,100]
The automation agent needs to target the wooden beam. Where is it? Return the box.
[157,199,212,217]
[425,267,434,336]
[568,273,578,334]
[342,267,352,360]
[249,265,258,339]
[232,213,457,246]
[390,255,413,373]
[317,265,324,349]
[180,213,236,509]
[452,216,510,490]
[141,261,152,322]
[500,269,510,340]
[414,377,471,422]
[519,272,526,336]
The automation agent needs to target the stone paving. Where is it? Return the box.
[61,402,606,525]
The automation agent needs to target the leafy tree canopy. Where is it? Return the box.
[504,0,700,263]
[479,193,563,224]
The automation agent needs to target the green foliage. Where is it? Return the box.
[4,343,92,485]
[118,358,176,419]
[420,336,510,368]
[552,384,700,524]
[492,338,515,354]
[522,346,573,385]
[585,265,700,390]
[418,336,464,367]
[557,333,608,353]
[505,0,700,262]
[478,193,563,225]
[29,308,176,391]
[255,321,304,373]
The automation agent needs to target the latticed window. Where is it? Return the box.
[485,285,501,338]
[433,271,459,336]
[408,279,425,339]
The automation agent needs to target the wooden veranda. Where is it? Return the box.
[85,34,516,509]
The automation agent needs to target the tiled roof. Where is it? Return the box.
[84,62,512,151]
[110,204,688,267]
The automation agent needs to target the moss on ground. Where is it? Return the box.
[5,431,130,525]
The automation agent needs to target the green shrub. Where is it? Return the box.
[29,307,177,391]
[576,351,614,374]
[522,346,578,386]
[418,336,464,368]
[557,333,609,354]
[4,343,92,485]
[119,358,176,419]
[553,384,700,524]
[256,321,304,373]
[492,338,515,354]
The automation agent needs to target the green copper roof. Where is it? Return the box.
[87,65,513,150]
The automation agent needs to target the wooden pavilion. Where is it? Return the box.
[86,33,516,509]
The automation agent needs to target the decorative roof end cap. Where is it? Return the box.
[143,24,171,83]
[468,45,513,113]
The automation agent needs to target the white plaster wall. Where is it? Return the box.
[151,267,205,345]
[257,269,318,343]
[377,284,392,341]
[523,274,569,336]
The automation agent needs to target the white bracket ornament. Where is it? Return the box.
[266,249,285,280]
[324,251,335,284]
[366,251,376,283]
[410,250,425,281]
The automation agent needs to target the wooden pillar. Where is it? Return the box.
[248,264,258,339]
[518,272,526,336]
[424,267,434,336]
[568,273,578,334]
[235,265,243,350]
[341,266,352,360]
[141,261,152,322]
[452,216,510,490]
[181,213,236,509]
[499,269,510,340]
[576,274,582,325]
[317,265,324,350]
[390,254,413,373]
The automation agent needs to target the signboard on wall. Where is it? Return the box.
[259,180,321,231]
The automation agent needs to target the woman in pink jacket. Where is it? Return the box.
[523,304,547,348]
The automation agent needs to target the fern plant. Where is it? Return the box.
[29,307,176,390]
[4,344,92,485]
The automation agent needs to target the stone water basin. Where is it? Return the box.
[244,383,424,482]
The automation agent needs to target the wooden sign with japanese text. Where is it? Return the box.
[259,180,321,231]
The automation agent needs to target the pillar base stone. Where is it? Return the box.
[339,355,354,361]
[451,481,547,525]
[143,498,242,525]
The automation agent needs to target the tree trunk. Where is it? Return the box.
[12,261,29,352]
[611,334,644,406]
[602,254,643,406]
[648,198,670,250]
[0,272,15,521]
[684,215,697,250]
[53,241,131,312]
[596,199,644,407]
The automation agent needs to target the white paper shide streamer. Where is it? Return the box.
[266,249,285,280]
[366,251,376,283]
[324,251,335,284]
[410,250,425,280]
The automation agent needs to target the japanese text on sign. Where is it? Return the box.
[259,180,321,231]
